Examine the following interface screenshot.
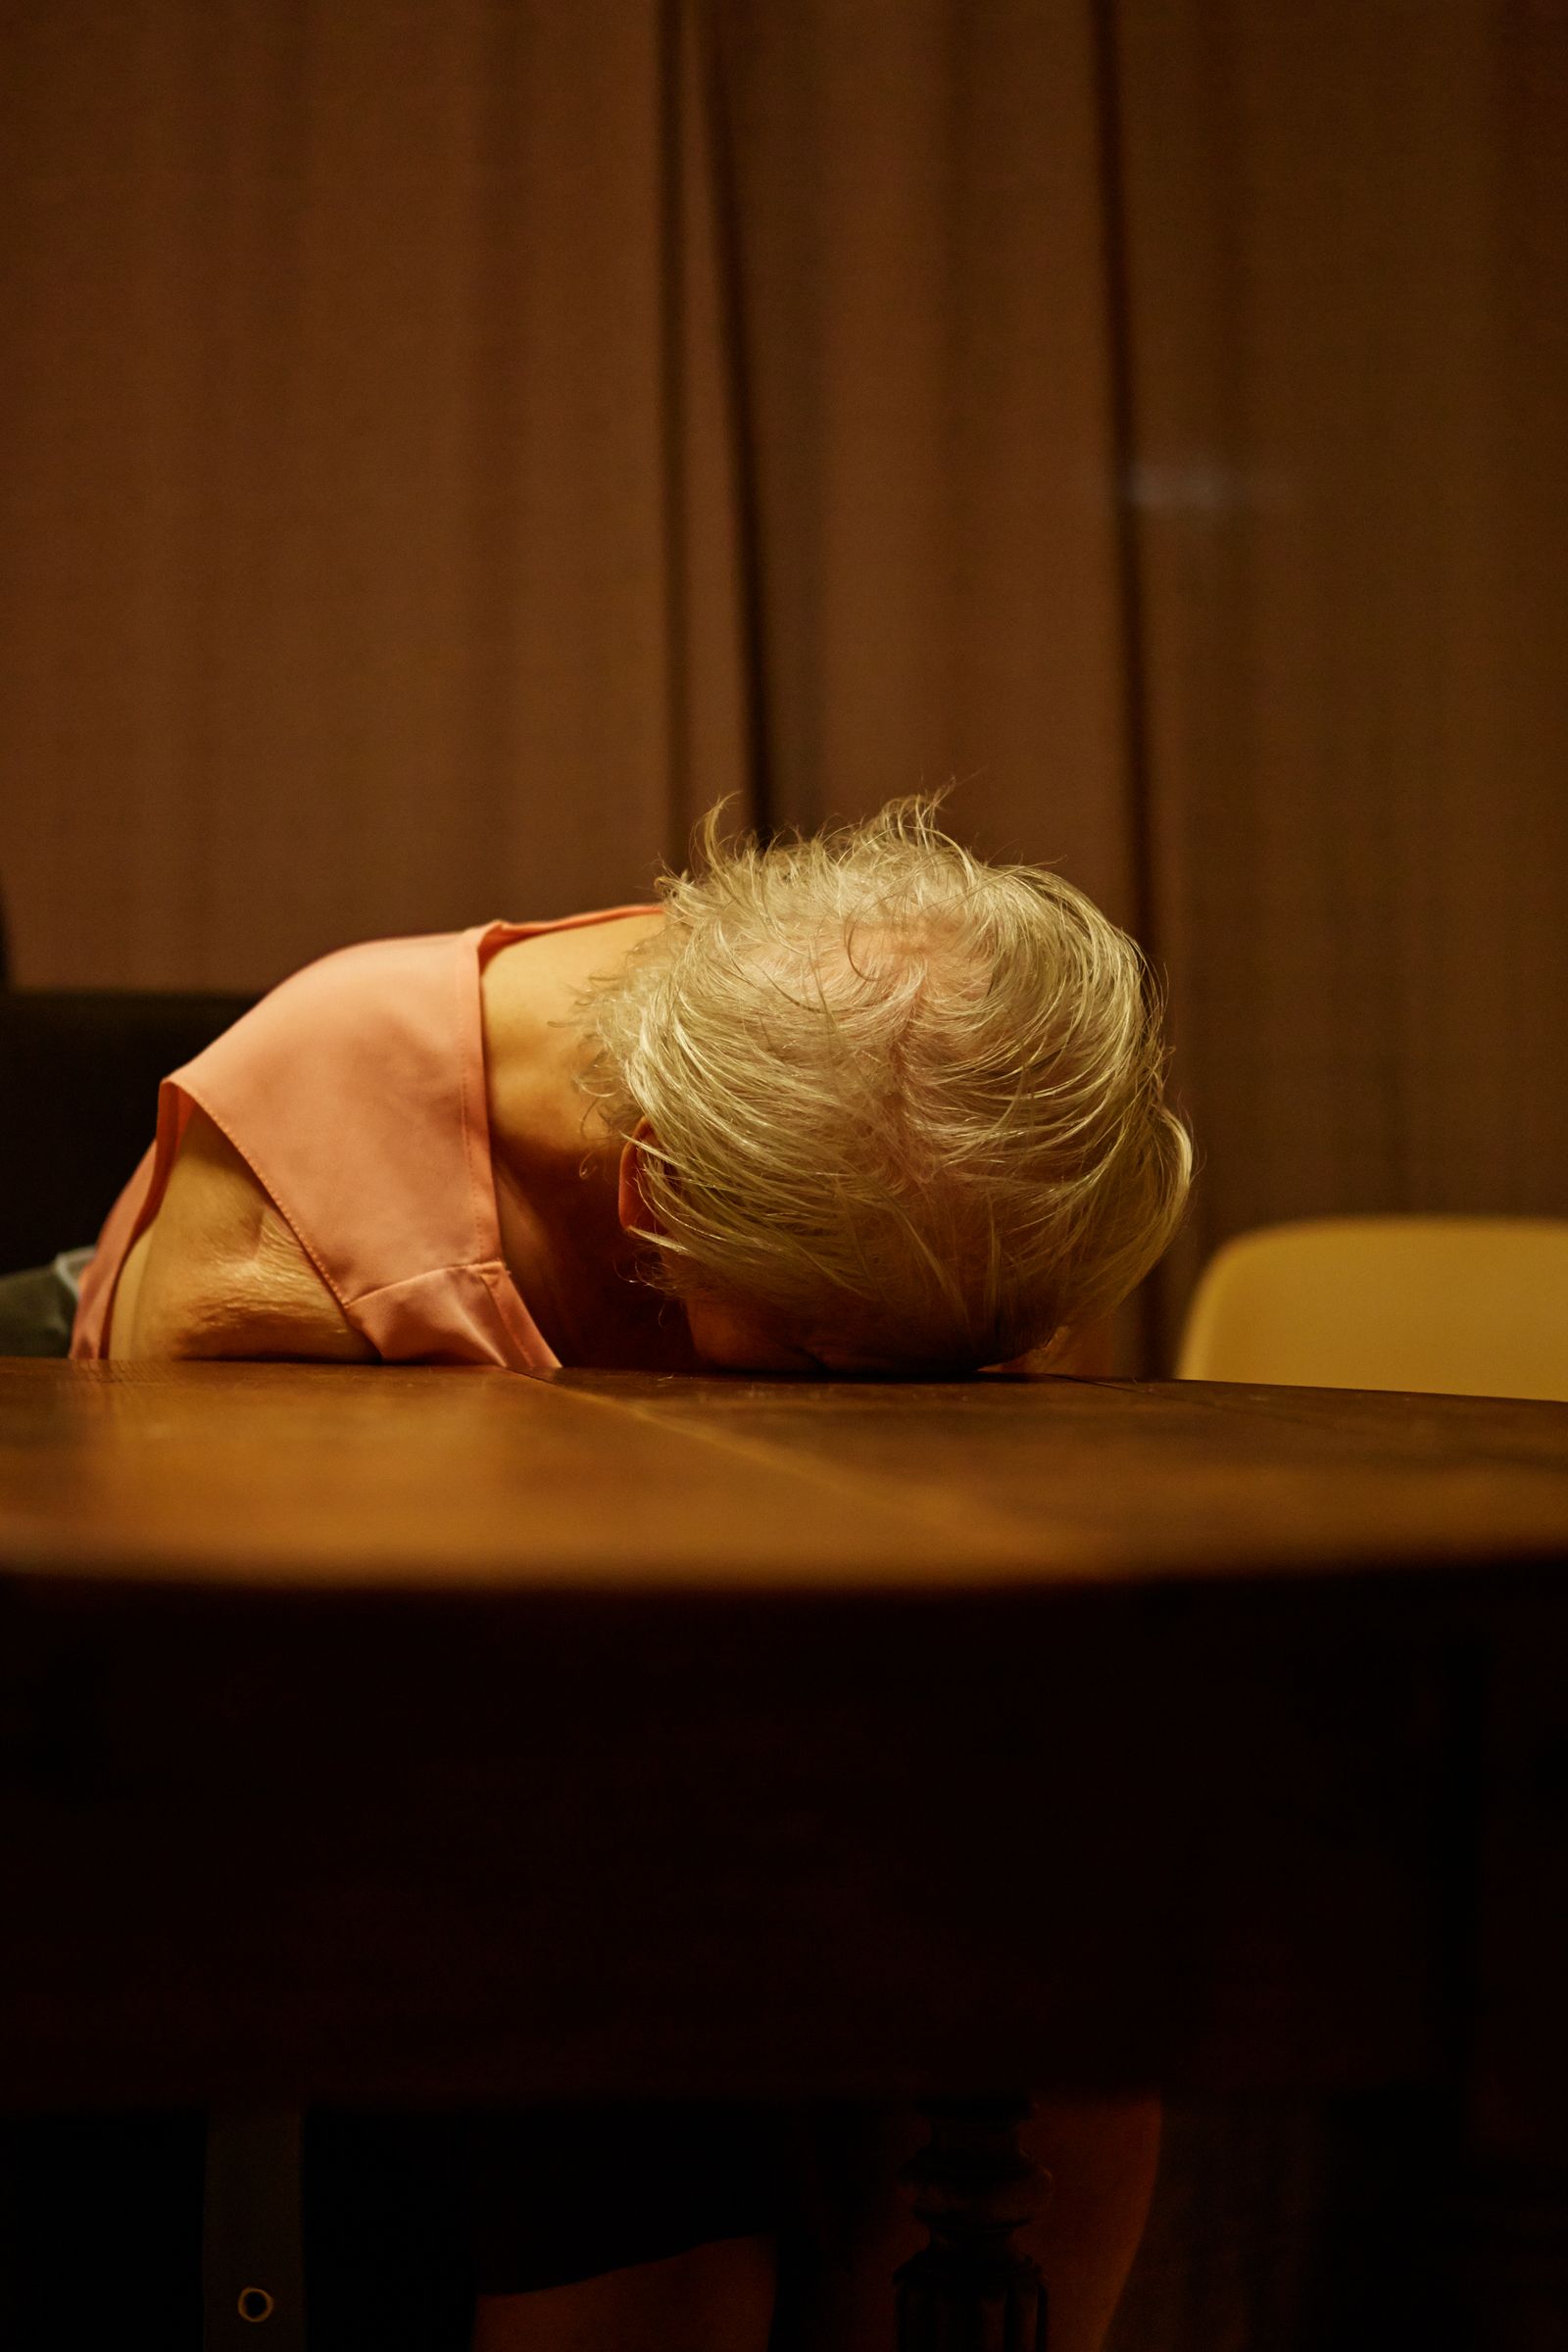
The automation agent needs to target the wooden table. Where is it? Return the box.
[2,1357,1566,2154]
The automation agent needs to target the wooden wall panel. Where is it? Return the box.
[0,0,1126,987]
[718,0,1136,920]
[0,0,749,990]
[1110,0,1568,1327]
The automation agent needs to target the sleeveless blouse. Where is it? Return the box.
[70,908,657,1368]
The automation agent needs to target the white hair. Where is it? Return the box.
[576,798,1192,1368]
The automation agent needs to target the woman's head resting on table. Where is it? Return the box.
[575,797,1193,1377]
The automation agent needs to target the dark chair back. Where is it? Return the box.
[0,989,253,1268]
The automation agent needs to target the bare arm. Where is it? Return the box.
[109,1106,376,1362]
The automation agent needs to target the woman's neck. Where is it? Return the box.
[479,915,696,1370]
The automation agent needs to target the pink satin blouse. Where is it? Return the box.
[71,908,656,1368]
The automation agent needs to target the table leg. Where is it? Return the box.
[895,2099,1050,2352]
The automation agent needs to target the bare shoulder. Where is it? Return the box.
[481,911,663,1161]
[110,1107,374,1362]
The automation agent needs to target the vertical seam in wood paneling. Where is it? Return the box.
[691,0,775,840]
[1089,0,1169,1374]
[659,0,691,866]
[1086,0,1155,970]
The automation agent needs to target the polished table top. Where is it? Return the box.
[1,1359,1565,2136]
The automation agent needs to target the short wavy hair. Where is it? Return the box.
[575,798,1192,1368]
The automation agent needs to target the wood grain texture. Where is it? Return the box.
[3,1360,1566,1590]
[0,1361,1563,2119]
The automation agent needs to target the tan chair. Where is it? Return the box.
[1176,1215,1568,1401]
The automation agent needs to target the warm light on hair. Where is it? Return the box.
[576,798,1193,1367]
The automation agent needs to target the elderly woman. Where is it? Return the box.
[76,801,1189,1379]
[70,800,1189,2352]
